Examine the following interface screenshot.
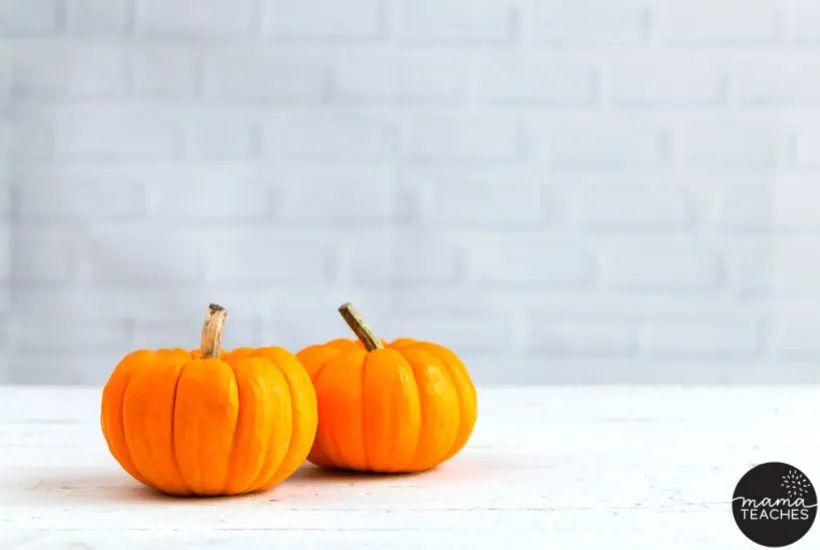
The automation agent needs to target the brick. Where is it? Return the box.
[55,107,181,159]
[74,226,203,283]
[12,43,128,98]
[261,0,383,39]
[343,241,392,285]
[461,235,592,286]
[0,193,6,244]
[346,233,460,284]
[134,318,262,350]
[181,113,255,160]
[393,0,514,43]
[10,352,131,385]
[783,0,820,42]
[149,176,273,221]
[550,120,665,167]
[716,187,771,230]
[202,234,335,284]
[763,239,820,293]
[771,308,820,357]
[0,122,8,172]
[475,55,596,105]
[384,314,515,353]
[331,54,467,103]
[594,359,780,385]
[394,252,453,285]
[679,122,787,167]
[606,56,727,105]
[655,0,778,42]
[641,319,762,356]
[525,318,635,356]
[203,50,325,102]
[65,0,131,35]
[389,287,767,322]
[12,228,77,282]
[277,166,399,223]
[451,355,657,384]
[16,165,146,220]
[794,126,820,167]
[0,0,57,34]
[272,286,391,318]
[599,246,721,291]
[718,184,820,230]
[82,162,212,192]
[733,56,820,105]
[0,45,10,98]
[403,164,536,184]
[391,181,426,224]
[12,284,253,324]
[134,0,253,36]
[724,245,773,296]
[571,186,693,230]
[399,118,521,163]
[425,183,543,225]
[0,178,8,220]
[131,45,202,98]
[262,114,394,161]
[10,113,54,160]
[528,0,649,42]
[0,224,8,282]
[8,317,133,353]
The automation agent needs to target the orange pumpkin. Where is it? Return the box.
[100,304,317,496]
[296,303,478,473]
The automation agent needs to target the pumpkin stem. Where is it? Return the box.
[338,303,383,351]
[200,303,228,359]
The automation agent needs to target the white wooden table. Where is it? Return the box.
[1,385,817,549]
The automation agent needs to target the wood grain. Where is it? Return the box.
[1,386,818,549]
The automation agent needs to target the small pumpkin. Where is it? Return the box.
[100,304,317,496]
[296,303,478,473]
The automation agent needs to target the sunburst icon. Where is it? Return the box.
[781,468,813,499]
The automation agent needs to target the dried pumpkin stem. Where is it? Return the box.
[200,303,228,359]
[338,302,383,351]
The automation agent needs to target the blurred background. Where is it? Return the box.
[3,0,820,386]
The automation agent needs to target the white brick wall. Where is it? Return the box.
[3,0,820,385]
[0,108,8,382]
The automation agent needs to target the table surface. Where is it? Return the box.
[1,385,818,550]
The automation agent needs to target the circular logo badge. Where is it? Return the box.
[732,462,817,547]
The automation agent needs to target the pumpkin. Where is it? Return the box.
[296,303,478,473]
[100,303,317,496]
